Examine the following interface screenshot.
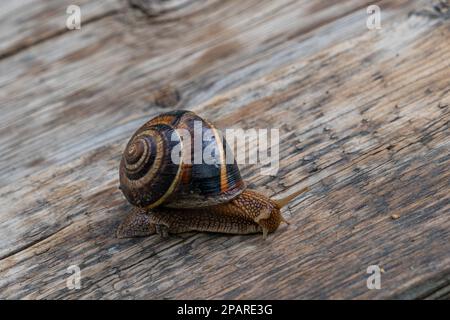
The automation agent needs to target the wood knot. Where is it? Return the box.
[128,0,189,16]
[128,0,214,19]
[152,85,181,108]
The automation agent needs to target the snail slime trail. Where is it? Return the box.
[118,110,309,239]
[178,304,211,318]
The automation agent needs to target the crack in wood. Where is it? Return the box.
[0,223,72,261]
[127,0,197,17]
[126,0,224,24]
[393,268,450,299]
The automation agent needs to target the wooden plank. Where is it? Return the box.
[0,0,123,59]
[0,0,427,187]
[393,270,450,299]
[0,0,449,299]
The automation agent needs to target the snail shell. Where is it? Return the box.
[119,110,246,209]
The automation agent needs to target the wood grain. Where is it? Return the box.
[0,0,449,299]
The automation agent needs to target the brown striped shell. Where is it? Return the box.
[119,110,246,209]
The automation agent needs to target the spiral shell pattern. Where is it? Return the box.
[119,122,182,208]
[119,110,245,209]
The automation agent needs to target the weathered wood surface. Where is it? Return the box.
[0,0,449,299]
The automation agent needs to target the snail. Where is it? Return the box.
[117,110,308,239]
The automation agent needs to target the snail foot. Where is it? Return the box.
[155,224,170,238]
[117,208,156,238]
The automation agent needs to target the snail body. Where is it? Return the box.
[117,110,307,239]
